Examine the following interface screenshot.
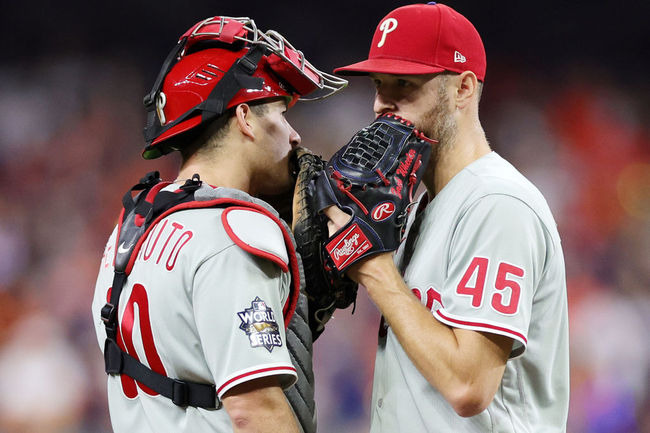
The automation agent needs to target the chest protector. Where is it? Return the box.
[100,171,302,409]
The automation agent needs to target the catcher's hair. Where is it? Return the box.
[179,101,269,164]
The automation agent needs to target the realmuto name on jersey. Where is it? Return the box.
[136,219,194,271]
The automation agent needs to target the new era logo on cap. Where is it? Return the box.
[454,51,466,63]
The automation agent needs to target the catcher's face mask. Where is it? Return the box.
[143,16,347,159]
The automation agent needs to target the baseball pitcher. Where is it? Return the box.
[293,2,570,432]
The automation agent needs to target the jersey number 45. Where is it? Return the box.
[457,257,524,315]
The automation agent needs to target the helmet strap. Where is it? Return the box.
[198,44,265,123]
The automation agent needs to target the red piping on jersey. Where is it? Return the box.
[217,365,297,396]
[221,207,290,273]
[435,310,528,344]
[120,198,300,328]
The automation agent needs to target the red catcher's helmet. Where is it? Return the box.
[142,16,347,159]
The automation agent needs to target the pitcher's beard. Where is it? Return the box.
[418,84,458,190]
[423,82,457,151]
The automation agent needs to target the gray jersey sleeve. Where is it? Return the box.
[192,244,297,399]
[435,194,547,357]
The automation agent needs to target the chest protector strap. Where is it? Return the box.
[100,171,301,409]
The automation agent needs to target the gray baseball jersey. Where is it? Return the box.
[370,152,569,432]
[92,188,297,433]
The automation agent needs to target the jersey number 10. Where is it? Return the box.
[107,283,166,399]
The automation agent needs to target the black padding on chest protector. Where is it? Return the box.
[101,171,219,409]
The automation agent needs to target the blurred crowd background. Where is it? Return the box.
[1,1,649,432]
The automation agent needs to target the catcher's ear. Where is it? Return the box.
[235,103,256,140]
[454,71,479,109]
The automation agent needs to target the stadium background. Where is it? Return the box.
[0,1,648,431]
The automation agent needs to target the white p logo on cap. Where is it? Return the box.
[377,18,398,48]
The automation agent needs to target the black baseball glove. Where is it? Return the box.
[292,147,358,339]
[292,113,434,338]
[316,113,434,271]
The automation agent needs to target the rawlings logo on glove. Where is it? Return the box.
[371,202,396,221]
[326,224,372,268]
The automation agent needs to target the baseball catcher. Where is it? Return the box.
[92,15,346,433]
[292,113,435,337]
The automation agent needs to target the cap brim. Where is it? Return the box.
[334,58,446,76]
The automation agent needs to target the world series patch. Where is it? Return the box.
[237,297,282,352]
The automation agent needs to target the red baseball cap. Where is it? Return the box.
[334,2,486,81]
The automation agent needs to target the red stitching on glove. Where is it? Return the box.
[407,154,423,202]
[333,170,369,215]
[375,168,391,186]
